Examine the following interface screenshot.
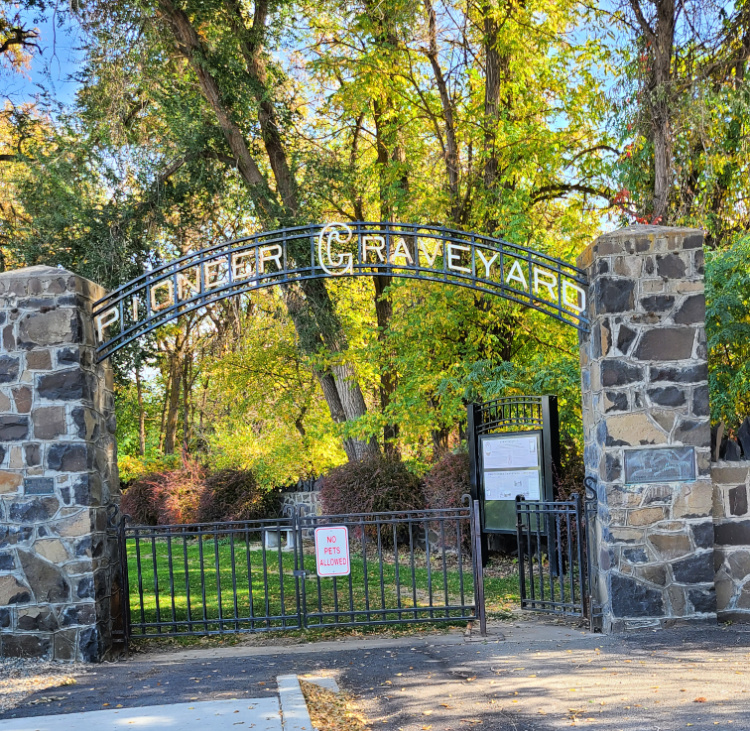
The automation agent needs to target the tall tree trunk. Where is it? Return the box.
[423,0,462,222]
[163,352,182,455]
[135,363,146,456]
[155,0,377,460]
[372,97,402,456]
[629,0,676,221]
[483,4,501,233]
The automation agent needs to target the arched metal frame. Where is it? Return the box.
[93,222,589,361]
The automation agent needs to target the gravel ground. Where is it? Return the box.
[0,658,83,714]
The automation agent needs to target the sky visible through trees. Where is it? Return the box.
[1,0,748,488]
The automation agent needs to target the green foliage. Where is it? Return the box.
[706,236,750,431]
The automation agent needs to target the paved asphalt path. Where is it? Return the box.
[3,620,750,730]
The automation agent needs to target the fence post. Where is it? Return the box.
[292,505,306,630]
[515,496,527,610]
[471,500,487,636]
[118,515,131,650]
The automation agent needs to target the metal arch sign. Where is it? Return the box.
[92,222,589,360]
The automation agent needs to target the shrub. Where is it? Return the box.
[422,451,472,510]
[120,476,160,526]
[422,451,472,550]
[121,454,206,526]
[151,454,206,525]
[555,437,585,502]
[197,469,279,523]
[321,454,424,517]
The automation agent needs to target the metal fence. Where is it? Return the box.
[515,494,589,618]
[118,502,485,641]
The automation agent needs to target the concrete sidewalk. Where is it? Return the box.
[0,698,282,731]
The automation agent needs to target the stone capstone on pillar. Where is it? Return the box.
[0,265,120,661]
[578,226,715,631]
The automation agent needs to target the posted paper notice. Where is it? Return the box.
[482,434,539,470]
[484,469,541,501]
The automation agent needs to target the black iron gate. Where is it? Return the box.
[115,502,486,641]
[515,492,592,620]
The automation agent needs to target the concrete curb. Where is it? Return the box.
[277,674,316,731]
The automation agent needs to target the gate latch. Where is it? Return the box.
[293,570,307,578]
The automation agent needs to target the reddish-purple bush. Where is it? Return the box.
[197,469,279,523]
[120,477,160,526]
[422,451,471,510]
[121,457,277,526]
[422,451,472,550]
[321,454,424,516]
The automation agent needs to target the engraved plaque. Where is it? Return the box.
[624,447,696,485]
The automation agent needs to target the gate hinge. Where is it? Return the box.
[293,570,307,578]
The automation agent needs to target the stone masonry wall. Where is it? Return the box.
[712,461,750,621]
[280,490,321,538]
[0,266,120,661]
[578,226,715,632]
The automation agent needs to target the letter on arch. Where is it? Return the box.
[505,260,528,289]
[391,237,413,265]
[95,307,119,344]
[259,244,283,274]
[533,267,558,300]
[150,279,174,312]
[563,280,586,312]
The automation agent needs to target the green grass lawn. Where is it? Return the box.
[126,533,521,637]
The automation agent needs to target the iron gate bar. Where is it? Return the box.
[515,495,588,617]
[118,505,486,639]
[94,222,589,360]
[297,505,481,629]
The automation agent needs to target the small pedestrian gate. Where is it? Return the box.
[114,502,486,641]
[514,486,595,621]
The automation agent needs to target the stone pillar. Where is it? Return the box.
[0,266,120,660]
[578,226,715,632]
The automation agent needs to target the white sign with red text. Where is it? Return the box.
[314,526,351,577]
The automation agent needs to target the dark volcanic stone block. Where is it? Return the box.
[693,386,710,417]
[0,633,51,659]
[648,386,686,407]
[617,325,637,355]
[0,355,19,384]
[0,415,29,441]
[649,364,707,383]
[724,439,742,461]
[690,521,715,549]
[611,573,664,617]
[605,391,629,412]
[47,443,87,472]
[9,498,56,523]
[596,278,635,314]
[641,295,675,312]
[38,370,90,401]
[729,485,748,516]
[672,551,714,583]
[715,520,750,546]
[674,295,705,325]
[601,360,643,387]
[635,328,695,361]
[688,588,716,613]
[79,626,103,662]
[657,253,686,278]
